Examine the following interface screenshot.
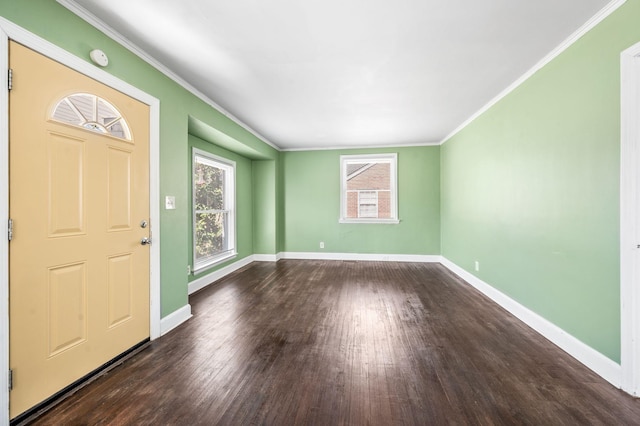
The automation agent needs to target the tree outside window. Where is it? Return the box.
[193,150,235,271]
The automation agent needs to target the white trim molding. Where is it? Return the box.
[160,305,193,336]
[279,252,441,263]
[441,258,622,389]
[0,17,162,425]
[440,0,627,145]
[188,255,255,295]
[281,140,441,152]
[620,39,640,396]
[0,21,9,426]
[254,254,279,262]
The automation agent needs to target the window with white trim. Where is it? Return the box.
[340,153,398,223]
[51,93,131,140]
[193,149,236,271]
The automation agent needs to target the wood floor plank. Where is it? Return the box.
[23,260,640,425]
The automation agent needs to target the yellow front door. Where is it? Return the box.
[8,41,151,419]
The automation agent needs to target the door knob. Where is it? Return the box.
[141,237,152,245]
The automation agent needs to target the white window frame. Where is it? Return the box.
[339,153,399,224]
[192,148,236,272]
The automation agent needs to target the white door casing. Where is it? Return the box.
[620,40,640,396]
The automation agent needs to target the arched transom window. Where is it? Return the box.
[52,93,131,140]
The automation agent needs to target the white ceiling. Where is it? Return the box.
[66,0,611,150]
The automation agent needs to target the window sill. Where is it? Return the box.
[193,251,237,275]
[339,218,400,224]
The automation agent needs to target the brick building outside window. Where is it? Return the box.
[340,153,398,223]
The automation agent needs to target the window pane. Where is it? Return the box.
[194,161,225,211]
[194,211,228,262]
[51,93,131,140]
[378,190,391,218]
[106,120,126,139]
[346,191,358,219]
[346,162,390,191]
[52,100,83,125]
[192,151,236,270]
[340,154,397,222]
[346,162,370,177]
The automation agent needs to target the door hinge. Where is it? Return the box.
[8,68,12,91]
[8,369,12,391]
[8,218,13,241]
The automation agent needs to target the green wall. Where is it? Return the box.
[0,1,278,317]
[282,147,440,254]
[252,161,277,255]
[441,0,640,363]
[276,155,286,253]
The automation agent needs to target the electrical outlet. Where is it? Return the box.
[474,261,480,272]
[320,241,325,249]
[187,265,191,275]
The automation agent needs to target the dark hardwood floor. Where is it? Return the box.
[26,260,640,425]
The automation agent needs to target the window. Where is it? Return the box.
[51,93,131,140]
[193,149,236,271]
[340,153,398,223]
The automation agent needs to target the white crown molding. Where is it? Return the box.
[439,0,627,145]
[281,140,441,152]
[440,257,622,389]
[56,0,281,152]
[279,252,441,263]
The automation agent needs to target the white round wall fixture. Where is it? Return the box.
[90,49,109,67]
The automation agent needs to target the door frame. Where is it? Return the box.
[0,18,161,424]
[621,40,640,396]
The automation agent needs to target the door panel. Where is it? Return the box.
[47,262,88,356]
[107,147,133,231]
[9,41,150,419]
[107,254,134,327]
[47,132,86,237]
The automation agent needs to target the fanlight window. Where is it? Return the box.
[52,93,131,140]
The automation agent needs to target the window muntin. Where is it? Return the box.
[51,93,131,140]
[193,149,236,271]
[340,153,398,223]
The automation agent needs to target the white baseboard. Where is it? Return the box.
[279,252,441,263]
[160,304,192,336]
[188,255,255,295]
[253,254,279,262]
[440,257,622,388]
